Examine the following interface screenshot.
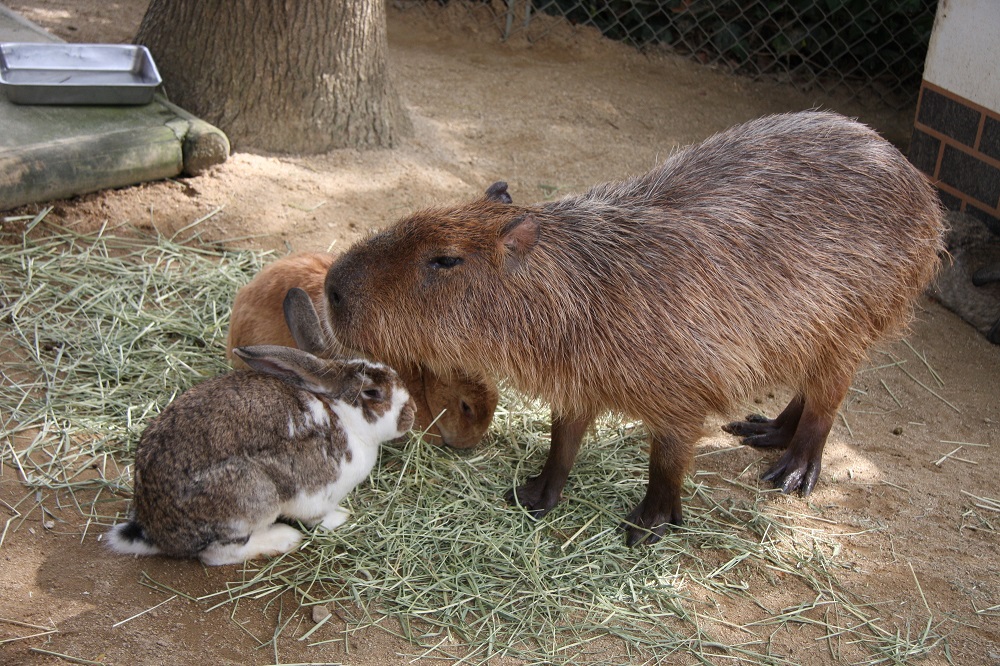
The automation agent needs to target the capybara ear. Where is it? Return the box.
[499,214,539,267]
[485,181,513,204]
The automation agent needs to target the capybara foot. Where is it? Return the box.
[722,414,773,437]
[725,395,805,449]
[724,408,800,449]
[988,317,1000,345]
[724,417,796,449]
[620,498,683,547]
[505,475,562,518]
[761,450,821,495]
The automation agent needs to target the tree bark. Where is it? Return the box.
[135,0,410,154]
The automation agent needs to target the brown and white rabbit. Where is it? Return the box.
[225,251,497,449]
[106,345,415,566]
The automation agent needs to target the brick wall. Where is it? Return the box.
[910,81,1000,236]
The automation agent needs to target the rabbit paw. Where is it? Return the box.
[319,507,351,531]
[256,523,305,555]
[200,524,303,566]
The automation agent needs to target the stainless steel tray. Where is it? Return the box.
[0,43,162,105]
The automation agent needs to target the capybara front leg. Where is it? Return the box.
[761,373,852,496]
[622,430,691,546]
[505,412,593,518]
[723,394,805,449]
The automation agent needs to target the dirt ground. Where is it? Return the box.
[1,1,998,665]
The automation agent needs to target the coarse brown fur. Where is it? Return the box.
[228,252,337,362]
[324,112,946,545]
[226,251,498,448]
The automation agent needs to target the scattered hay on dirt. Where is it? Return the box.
[0,219,950,664]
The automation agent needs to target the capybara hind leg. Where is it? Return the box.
[761,373,852,496]
[622,430,692,546]
[505,412,593,517]
[723,394,805,449]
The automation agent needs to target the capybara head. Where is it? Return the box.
[417,365,499,449]
[324,183,536,380]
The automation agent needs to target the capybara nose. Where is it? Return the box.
[324,269,344,312]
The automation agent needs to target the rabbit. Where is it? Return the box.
[105,344,416,566]
[225,251,498,449]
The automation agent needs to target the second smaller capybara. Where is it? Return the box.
[226,252,498,448]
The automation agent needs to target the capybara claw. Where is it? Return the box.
[721,421,745,436]
[505,477,560,517]
[623,524,663,547]
[621,500,682,547]
[723,417,774,439]
[761,457,821,496]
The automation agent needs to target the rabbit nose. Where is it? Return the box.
[398,399,416,432]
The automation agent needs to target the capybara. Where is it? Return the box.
[323,111,946,545]
[226,252,498,448]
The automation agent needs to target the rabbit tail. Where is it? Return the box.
[106,520,161,557]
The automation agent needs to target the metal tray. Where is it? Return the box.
[0,43,161,105]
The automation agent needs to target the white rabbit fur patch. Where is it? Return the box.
[200,523,304,566]
[288,394,331,440]
[279,388,410,528]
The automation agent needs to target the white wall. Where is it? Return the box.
[922,0,1000,111]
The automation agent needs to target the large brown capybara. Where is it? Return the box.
[322,111,946,545]
[226,252,498,449]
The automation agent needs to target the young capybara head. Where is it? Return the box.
[227,251,499,449]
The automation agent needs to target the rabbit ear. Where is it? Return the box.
[233,345,335,395]
[283,287,329,355]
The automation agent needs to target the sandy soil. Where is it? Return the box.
[1,2,998,665]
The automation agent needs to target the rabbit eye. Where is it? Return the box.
[429,256,463,270]
[362,387,384,401]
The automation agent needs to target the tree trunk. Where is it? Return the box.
[135,0,410,154]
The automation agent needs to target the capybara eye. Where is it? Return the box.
[429,256,463,269]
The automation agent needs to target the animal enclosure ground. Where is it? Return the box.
[1,2,998,665]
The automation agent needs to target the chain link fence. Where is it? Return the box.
[413,0,937,109]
